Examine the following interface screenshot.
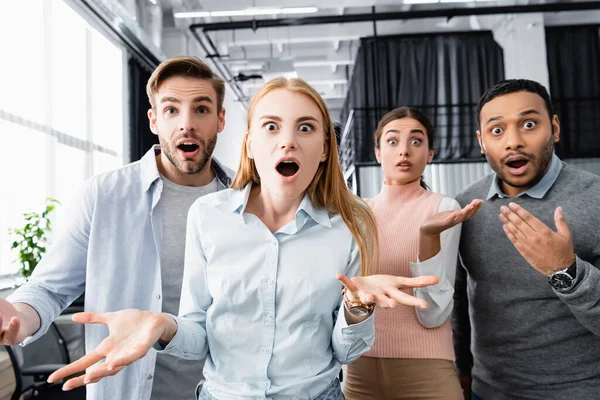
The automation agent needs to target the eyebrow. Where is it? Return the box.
[159,96,213,104]
[384,129,425,136]
[485,109,541,125]
[259,115,319,123]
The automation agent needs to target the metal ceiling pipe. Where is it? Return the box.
[189,27,248,104]
[191,1,600,32]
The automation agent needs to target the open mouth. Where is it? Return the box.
[505,159,528,169]
[276,160,300,177]
[504,156,530,176]
[177,142,199,153]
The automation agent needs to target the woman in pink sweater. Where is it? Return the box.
[343,107,482,399]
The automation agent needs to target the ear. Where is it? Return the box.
[245,131,253,159]
[551,114,560,143]
[217,107,226,133]
[320,138,329,163]
[427,148,434,163]
[476,130,485,154]
[147,108,158,135]
[375,147,381,163]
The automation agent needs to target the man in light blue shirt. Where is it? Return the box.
[0,56,233,400]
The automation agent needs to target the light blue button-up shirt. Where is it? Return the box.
[160,184,375,400]
[7,146,232,400]
[486,153,563,200]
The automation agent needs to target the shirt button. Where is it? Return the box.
[146,374,153,380]
[265,313,273,321]
[262,348,269,354]
[156,294,161,300]
[271,240,277,246]
[267,279,274,286]
[264,383,269,389]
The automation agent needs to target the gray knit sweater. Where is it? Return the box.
[453,162,600,400]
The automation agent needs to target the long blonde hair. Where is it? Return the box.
[231,77,379,276]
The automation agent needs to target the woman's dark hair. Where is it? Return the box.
[374,107,435,190]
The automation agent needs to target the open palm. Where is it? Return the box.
[420,199,483,236]
[48,309,168,390]
[337,273,439,309]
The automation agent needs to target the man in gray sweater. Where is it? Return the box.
[453,79,600,400]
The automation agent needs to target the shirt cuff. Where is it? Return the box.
[7,286,56,345]
[339,306,375,335]
[153,314,180,353]
[410,251,445,284]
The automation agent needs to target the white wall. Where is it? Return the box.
[214,85,246,171]
[162,28,246,171]
[492,13,550,89]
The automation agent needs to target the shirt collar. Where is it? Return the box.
[486,152,563,200]
[228,183,332,228]
[297,193,332,228]
[141,145,232,192]
[140,145,162,192]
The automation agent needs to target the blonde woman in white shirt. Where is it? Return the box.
[48,78,438,400]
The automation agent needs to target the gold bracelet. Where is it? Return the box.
[341,288,375,316]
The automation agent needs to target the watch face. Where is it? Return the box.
[349,306,370,317]
[549,271,574,290]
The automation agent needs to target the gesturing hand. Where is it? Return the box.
[420,199,483,236]
[0,298,26,345]
[499,203,575,276]
[336,274,439,309]
[48,310,173,391]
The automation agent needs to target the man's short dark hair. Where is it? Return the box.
[477,79,554,126]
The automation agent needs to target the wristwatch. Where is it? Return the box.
[548,261,577,292]
[341,288,375,317]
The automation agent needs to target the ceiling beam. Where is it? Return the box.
[223,40,359,61]
[181,0,409,12]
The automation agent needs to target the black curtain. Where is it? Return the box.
[340,32,504,165]
[128,56,158,162]
[546,25,600,158]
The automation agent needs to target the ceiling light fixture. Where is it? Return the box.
[402,0,439,4]
[174,11,211,18]
[308,79,348,86]
[440,0,474,3]
[174,7,318,19]
[281,7,320,14]
[211,10,247,17]
[293,60,353,67]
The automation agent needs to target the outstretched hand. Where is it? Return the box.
[0,298,26,345]
[421,199,483,236]
[336,273,439,309]
[48,310,173,391]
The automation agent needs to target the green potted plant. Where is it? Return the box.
[8,198,60,278]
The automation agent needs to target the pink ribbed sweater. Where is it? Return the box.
[364,180,455,361]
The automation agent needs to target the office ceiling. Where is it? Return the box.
[158,0,600,116]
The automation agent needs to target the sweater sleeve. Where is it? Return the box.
[554,255,600,336]
[410,197,462,328]
[452,252,473,376]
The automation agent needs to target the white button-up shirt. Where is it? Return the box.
[161,184,375,399]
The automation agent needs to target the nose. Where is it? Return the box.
[504,126,524,151]
[178,111,196,133]
[398,142,410,157]
[279,128,298,151]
